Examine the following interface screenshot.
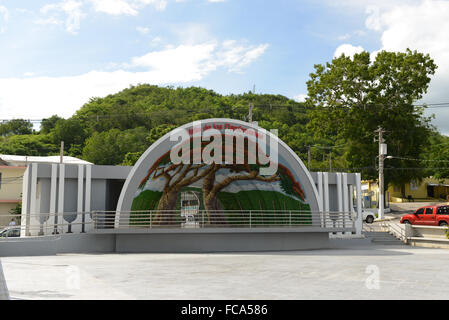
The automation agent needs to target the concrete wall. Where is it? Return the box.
[0,231,329,256]
[21,163,131,236]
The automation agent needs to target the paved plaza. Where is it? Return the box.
[2,243,449,300]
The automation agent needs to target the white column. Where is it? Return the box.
[323,172,329,228]
[29,163,38,236]
[336,172,342,232]
[355,172,363,236]
[84,165,92,232]
[317,172,324,227]
[70,164,84,233]
[342,173,350,234]
[20,166,30,237]
[57,164,65,234]
[48,164,57,235]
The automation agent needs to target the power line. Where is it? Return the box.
[388,156,449,163]
[1,100,449,123]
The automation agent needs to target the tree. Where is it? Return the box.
[423,131,449,179]
[0,134,58,156]
[306,49,437,189]
[40,115,63,134]
[52,118,87,149]
[82,127,149,165]
[0,119,33,136]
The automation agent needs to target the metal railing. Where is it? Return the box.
[362,219,409,243]
[380,221,410,242]
[0,212,93,238]
[0,210,356,238]
[94,210,355,230]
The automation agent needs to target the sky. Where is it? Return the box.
[0,0,449,133]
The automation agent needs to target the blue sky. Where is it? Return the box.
[1,0,449,132]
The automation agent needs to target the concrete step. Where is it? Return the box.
[371,239,404,245]
[363,231,404,245]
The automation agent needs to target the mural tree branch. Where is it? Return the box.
[137,133,307,226]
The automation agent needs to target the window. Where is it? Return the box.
[410,180,419,191]
[425,207,433,215]
[416,208,424,215]
[437,206,449,215]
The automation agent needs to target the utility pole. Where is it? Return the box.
[329,151,332,172]
[248,84,255,123]
[248,102,253,123]
[308,146,311,170]
[59,141,64,164]
[375,127,387,220]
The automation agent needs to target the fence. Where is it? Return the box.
[0,210,356,238]
[100,210,355,230]
[0,212,93,237]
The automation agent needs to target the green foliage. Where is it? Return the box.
[306,49,437,185]
[0,134,58,156]
[69,85,312,165]
[146,124,177,146]
[52,118,87,149]
[0,119,33,136]
[9,202,22,215]
[40,115,63,134]
[122,152,144,166]
[424,131,449,179]
[82,126,149,165]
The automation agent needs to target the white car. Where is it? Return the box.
[362,210,376,224]
[0,226,21,238]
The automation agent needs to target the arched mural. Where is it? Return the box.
[115,119,321,227]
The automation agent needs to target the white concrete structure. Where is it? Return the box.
[20,163,131,236]
[0,261,9,300]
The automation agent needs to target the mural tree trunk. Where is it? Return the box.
[201,163,281,225]
[154,187,179,224]
[139,155,217,225]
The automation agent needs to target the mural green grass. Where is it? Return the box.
[217,190,311,226]
[131,190,162,225]
[131,188,311,226]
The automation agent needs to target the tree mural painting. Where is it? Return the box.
[134,133,308,226]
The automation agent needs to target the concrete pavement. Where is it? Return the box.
[2,243,449,300]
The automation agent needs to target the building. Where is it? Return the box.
[362,177,449,207]
[11,119,364,255]
[0,155,91,228]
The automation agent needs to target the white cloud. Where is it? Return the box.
[88,0,167,15]
[36,0,167,32]
[293,94,307,102]
[331,0,449,133]
[136,26,150,34]
[0,5,9,33]
[89,0,138,15]
[217,40,269,72]
[40,0,85,34]
[333,43,364,58]
[0,40,268,119]
[366,0,449,132]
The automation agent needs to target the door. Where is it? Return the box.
[414,207,425,225]
[423,207,436,226]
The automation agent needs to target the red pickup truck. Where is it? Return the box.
[400,205,449,226]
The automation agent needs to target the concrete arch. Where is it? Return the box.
[115,119,321,227]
